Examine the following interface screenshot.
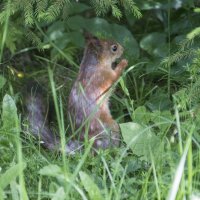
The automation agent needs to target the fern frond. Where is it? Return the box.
[35,0,48,21]
[178,27,200,51]
[179,38,194,51]
[52,45,77,65]
[26,30,43,49]
[90,0,111,16]
[173,82,200,110]
[90,0,141,19]
[0,1,18,24]
[162,49,196,68]
[120,0,142,18]
[187,27,200,40]
[189,79,200,105]
[45,0,67,22]
[111,4,122,19]
[173,88,189,110]
[22,0,34,25]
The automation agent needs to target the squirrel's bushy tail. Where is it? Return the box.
[23,81,81,154]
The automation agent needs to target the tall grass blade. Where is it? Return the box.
[167,129,193,200]
[0,0,10,62]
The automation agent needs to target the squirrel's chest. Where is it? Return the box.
[70,81,109,103]
[74,74,110,97]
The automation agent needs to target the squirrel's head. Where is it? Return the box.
[98,40,124,64]
[84,33,124,67]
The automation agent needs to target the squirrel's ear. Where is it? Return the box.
[83,31,101,50]
[84,31,98,42]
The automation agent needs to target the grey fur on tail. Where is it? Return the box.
[23,81,82,155]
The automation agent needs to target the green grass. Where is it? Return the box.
[1,1,200,199]
[0,71,200,199]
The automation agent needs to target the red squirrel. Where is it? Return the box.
[25,34,128,154]
[68,35,128,149]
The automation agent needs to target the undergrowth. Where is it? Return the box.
[0,0,200,199]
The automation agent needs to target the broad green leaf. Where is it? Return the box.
[52,187,65,200]
[0,75,6,90]
[39,165,62,176]
[46,21,65,41]
[0,188,3,199]
[2,94,19,132]
[140,32,168,57]
[120,122,162,162]
[68,2,91,15]
[10,181,20,200]
[171,15,200,35]
[66,15,86,30]
[146,91,172,111]
[0,163,26,190]
[67,16,139,59]
[79,171,103,200]
[150,110,173,133]
[132,106,151,124]
[46,20,85,49]
[135,0,183,10]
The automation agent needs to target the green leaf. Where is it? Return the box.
[46,21,65,41]
[135,0,183,10]
[140,32,168,57]
[0,163,26,190]
[150,110,173,133]
[68,2,91,15]
[132,106,151,124]
[120,122,162,162]
[146,91,172,111]
[66,15,86,30]
[52,187,65,200]
[0,188,3,199]
[10,181,20,200]
[2,94,19,132]
[46,18,83,48]
[67,16,139,59]
[79,171,103,200]
[0,75,6,90]
[119,79,130,96]
[39,165,62,176]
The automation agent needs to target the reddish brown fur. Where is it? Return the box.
[68,36,128,149]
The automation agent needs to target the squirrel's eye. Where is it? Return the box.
[111,44,118,52]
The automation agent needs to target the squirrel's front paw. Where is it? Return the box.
[119,59,128,68]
